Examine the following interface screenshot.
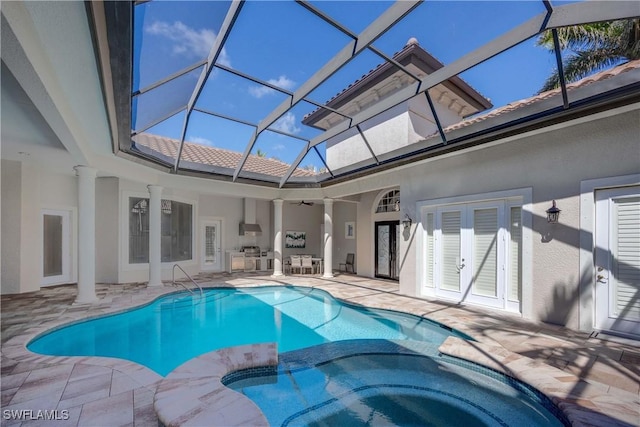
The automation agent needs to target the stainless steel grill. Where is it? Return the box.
[242,246,260,257]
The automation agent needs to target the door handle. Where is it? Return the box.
[596,274,607,284]
[456,258,465,273]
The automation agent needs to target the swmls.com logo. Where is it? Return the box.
[3,409,70,421]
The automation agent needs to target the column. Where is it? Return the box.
[75,166,98,303]
[272,199,284,277]
[147,185,163,286]
[323,198,334,278]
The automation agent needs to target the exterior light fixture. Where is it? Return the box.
[401,214,412,230]
[546,200,561,224]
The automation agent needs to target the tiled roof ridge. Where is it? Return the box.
[441,59,640,133]
[304,42,418,118]
[303,39,490,124]
[134,133,316,177]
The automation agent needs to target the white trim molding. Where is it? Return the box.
[579,173,640,333]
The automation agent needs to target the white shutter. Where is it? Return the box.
[441,211,461,291]
[509,207,522,301]
[614,199,640,319]
[425,213,434,288]
[472,208,498,297]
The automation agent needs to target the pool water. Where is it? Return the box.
[27,286,468,376]
[226,344,567,427]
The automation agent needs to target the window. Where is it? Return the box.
[376,190,400,213]
[421,198,523,311]
[129,197,193,264]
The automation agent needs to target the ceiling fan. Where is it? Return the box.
[291,200,314,206]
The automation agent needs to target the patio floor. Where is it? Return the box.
[1,272,638,426]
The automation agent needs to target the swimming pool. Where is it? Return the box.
[27,286,469,376]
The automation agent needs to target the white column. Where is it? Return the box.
[323,198,334,278]
[75,166,98,303]
[272,199,284,277]
[147,185,163,286]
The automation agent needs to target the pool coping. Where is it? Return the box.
[152,338,637,427]
[3,282,638,426]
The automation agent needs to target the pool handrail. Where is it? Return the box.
[172,264,203,297]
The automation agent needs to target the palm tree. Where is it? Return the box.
[537,18,640,93]
[256,149,266,157]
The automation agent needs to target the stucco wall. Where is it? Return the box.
[198,195,244,254]
[1,159,22,294]
[20,164,42,293]
[331,201,357,272]
[96,177,119,283]
[395,107,640,328]
[282,203,323,259]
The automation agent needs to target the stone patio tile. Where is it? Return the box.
[58,372,112,409]
[1,371,30,391]
[133,403,157,427]
[110,372,141,396]
[1,386,19,407]
[67,364,113,382]
[77,390,133,427]
[133,387,155,409]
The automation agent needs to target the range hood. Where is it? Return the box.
[239,223,262,236]
[239,198,262,236]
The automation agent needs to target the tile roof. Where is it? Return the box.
[302,38,491,126]
[133,133,316,177]
[441,59,640,133]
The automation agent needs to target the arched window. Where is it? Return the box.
[376,190,400,213]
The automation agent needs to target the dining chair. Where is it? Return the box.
[339,253,355,273]
[290,255,302,274]
[301,255,314,274]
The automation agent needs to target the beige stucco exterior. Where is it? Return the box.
[1,0,638,339]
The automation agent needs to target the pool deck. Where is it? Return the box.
[1,272,638,426]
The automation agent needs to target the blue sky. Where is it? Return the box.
[132,0,583,172]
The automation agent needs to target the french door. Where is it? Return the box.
[595,186,640,336]
[375,221,399,280]
[201,220,222,271]
[423,200,522,310]
[41,209,71,286]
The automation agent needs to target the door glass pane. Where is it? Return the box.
[394,224,400,280]
[377,225,390,276]
[205,225,217,264]
[509,207,522,302]
[441,211,461,292]
[473,208,498,297]
[613,198,640,319]
[129,198,149,264]
[162,200,193,262]
[43,215,63,277]
[424,213,434,288]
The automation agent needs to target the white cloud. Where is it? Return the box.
[271,112,301,135]
[272,143,286,151]
[248,75,296,98]
[145,21,230,66]
[187,136,214,146]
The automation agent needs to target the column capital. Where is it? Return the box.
[147,185,163,195]
[74,165,97,178]
[323,198,334,206]
[273,198,284,207]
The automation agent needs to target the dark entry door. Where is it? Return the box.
[375,221,399,280]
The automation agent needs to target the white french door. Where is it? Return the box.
[595,186,640,336]
[201,220,222,271]
[423,199,522,311]
[41,209,71,286]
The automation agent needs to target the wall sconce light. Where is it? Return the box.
[546,200,561,224]
[401,214,413,230]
